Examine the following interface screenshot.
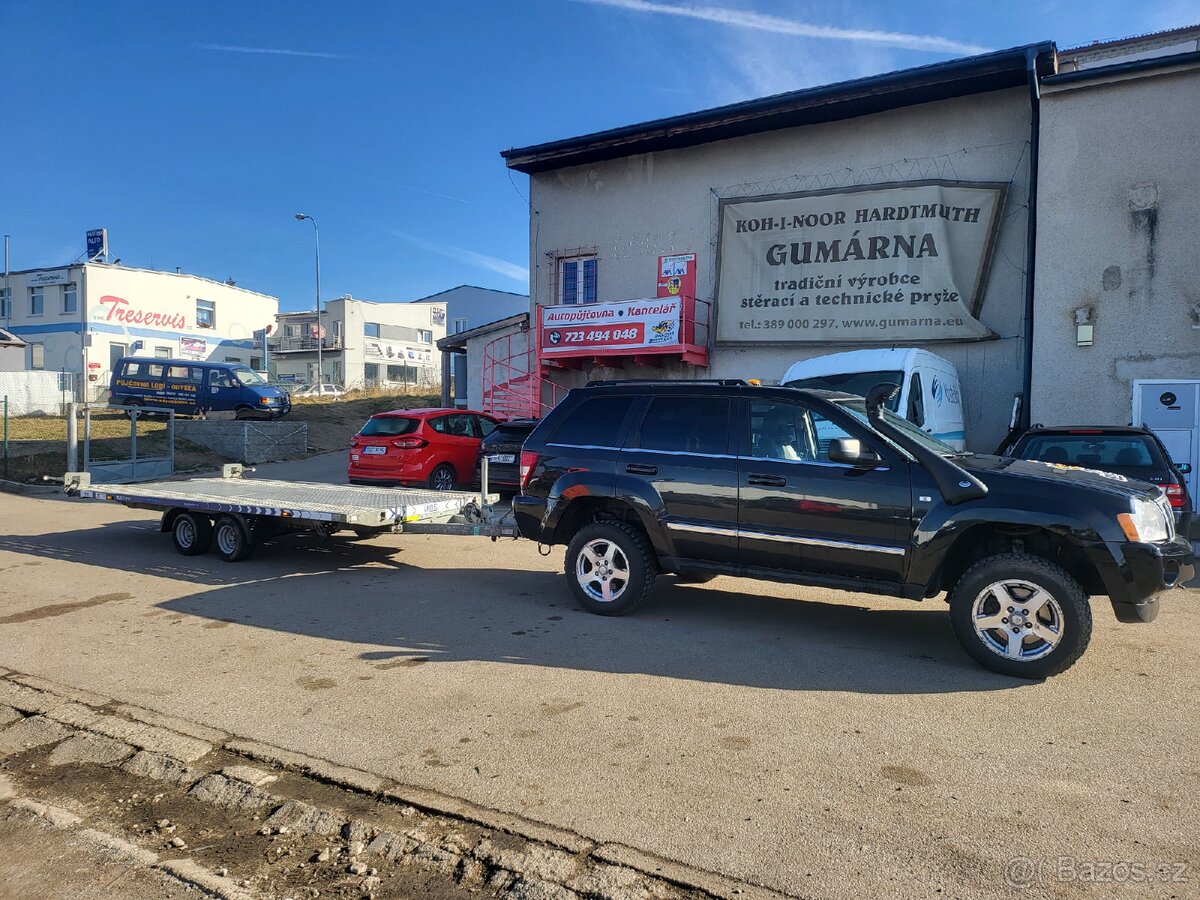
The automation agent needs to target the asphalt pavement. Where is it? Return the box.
[0,460,1197,899]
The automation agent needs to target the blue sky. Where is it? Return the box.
[1,0,1193,311]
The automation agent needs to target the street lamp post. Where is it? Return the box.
[294,213,323,387]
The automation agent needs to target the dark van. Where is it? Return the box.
[109,357,291,419]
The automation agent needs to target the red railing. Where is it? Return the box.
[481,329,564,419]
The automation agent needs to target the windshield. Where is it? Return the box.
[230,366,268,386]
[785,370,904,411]
[838,399,958,457]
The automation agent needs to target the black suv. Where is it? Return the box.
[514,380,1194,679]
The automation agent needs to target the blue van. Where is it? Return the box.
[109,357,291,419]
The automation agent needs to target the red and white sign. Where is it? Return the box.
[657,253,697,301]
[541,298,683,356]
[180,337,208,358]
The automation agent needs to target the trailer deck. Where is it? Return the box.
[75,476,484,527]
[62,465,519,561]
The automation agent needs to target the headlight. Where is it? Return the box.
[1117,497,1171,543]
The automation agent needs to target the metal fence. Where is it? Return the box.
[0,371,80,416]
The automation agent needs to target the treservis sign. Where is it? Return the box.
[715,181,1006,344]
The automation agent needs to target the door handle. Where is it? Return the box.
[748,473,786,487]
[626,464,658,476]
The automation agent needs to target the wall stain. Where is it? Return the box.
[0,592,132,625]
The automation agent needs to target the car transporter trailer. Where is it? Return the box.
[59,462,519,562]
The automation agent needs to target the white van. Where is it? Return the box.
[781,348,966,450]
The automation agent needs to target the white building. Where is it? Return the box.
[0,327,25,372]
[409,285,528,336]
[1,262,278,397]
[270,295,447,390]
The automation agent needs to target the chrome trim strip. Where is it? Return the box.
[665,521,739,537]
[737,530,907,555]
[667,520,906,556]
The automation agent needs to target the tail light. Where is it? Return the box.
[1165,482,1184,509]
[350,436,360,447]
[519,450,539,491]
[392,437,428,450]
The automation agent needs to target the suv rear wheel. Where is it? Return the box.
[565,521,658,616]
[948,553,1092,678]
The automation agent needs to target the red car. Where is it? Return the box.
[348,408,501,490]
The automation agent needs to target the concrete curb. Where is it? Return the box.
[0,670,799,900]
[0,478,59,496]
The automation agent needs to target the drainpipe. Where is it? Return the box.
[1019,47,1042,430]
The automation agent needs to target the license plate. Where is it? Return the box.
[488,453,515,464]
[363,446,387,455]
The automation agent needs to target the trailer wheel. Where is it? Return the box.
[171,512,213,556]
[213,515,254,562]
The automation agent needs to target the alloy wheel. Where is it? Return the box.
[971,579,1064,662]
[575,538,631,603]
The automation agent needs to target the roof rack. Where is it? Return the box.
[585,379,748,387]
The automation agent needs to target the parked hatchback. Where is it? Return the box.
[476,418,539,489]
[348,408,500,490]
[1006,425,1193,526]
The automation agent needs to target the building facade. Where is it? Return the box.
[1032,33,1200,499]
[500,29,1199,457]
[503,47,1053,452]
[270,295,447,390]
[410,285,528,336]
[1,262,278,397]
[1032,40,1200,425]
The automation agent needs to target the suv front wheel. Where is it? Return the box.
[565,521,658,616]
[948,553,1092,678]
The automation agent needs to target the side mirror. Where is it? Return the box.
[1177,462,1193,475]
[828,438,882,467]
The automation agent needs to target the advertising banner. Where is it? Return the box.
[541,297,683,356]
[86,228,107,260]
[180,337,207,359]
[28,271,69,287]
[716,181,1005,344]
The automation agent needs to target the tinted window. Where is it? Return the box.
[750,400,856,462]
[360,416,419,437]
[429,414,474,436]
[474,416,498,438]
[549,396,634,447]
[1016,434,1160,468]
[634,397,729,455]
[907,372,925,427]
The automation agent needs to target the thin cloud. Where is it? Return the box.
[199,43,343,59]
[574,0,990,55]
[388,230,529,284]
[366,177,471,205]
